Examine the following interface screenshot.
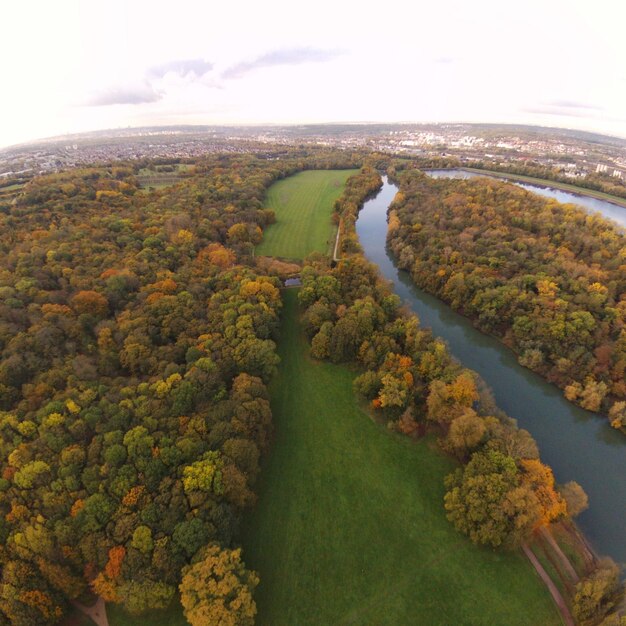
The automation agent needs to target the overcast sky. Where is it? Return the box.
[2,0,626,148]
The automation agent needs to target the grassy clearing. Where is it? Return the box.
[137,164,192,176]
[531,543,569,598]
[552,523,593,578]
[136,164,193,190]
[107,597,187,626]
[256,169,358,260]
[61,609,98,626]
[0,183,25,193]
[240,289,561,626]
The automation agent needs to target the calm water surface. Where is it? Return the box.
[356,177,626,566]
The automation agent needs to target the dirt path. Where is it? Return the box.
[333,220,342,262]
[522,542,575,626]
[72,597,109,626]
[539,526,580,583]
[561,520,598,570]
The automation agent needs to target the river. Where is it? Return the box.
[355,176,626,566]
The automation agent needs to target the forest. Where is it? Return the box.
[0,149,623,626]
[0,149,363,625]
[386,170,626,430]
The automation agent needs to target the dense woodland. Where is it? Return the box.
[0,149,364,624]
[386,170,626,430]
[0,150,623,625]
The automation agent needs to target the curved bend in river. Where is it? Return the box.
[355,177,626,567]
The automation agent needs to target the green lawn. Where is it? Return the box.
[107,597,188,626]
[256,169,359,260]
[62,609,98,626]
[240,289,562,626]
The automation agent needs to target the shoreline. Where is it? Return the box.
[458,166,626,209]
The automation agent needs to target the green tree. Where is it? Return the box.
[117,579,175,615]
[444,450,540,548]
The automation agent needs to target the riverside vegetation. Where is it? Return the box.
[0,149,622,626]
[298,163,624,625]
[241,288,561,626]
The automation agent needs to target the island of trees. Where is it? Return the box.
[387,169,626,431]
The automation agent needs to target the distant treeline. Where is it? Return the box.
[470,160,626,201]
[412,154,626,202]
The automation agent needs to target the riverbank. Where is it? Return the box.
[356,176,626,567]
[460,167,626,209]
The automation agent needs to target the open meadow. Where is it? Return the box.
[240,289,561,626]
[256,169,358,260]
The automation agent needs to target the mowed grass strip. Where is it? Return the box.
[240,289,562,626]
[256,169,359,260]
[107,598,188,626]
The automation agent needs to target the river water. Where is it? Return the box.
[355,176,626,566]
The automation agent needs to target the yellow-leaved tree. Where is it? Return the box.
[179,544,259,626]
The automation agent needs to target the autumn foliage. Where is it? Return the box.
[388,171,626,430]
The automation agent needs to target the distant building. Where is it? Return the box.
[596,163,609,173]
[612,169,623,179]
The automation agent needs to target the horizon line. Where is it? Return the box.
[3,120,626,152]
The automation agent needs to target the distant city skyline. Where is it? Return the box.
[2,0,626,148]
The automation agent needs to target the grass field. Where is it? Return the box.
[239,289,561,626]
[256,169,359,260]
[107,599,188,626]
[136,164,193,190]
[62,609,97,626]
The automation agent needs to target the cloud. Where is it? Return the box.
[523,100,605,119]
[148,59,213,79]
[544,100,603,111]
[83,58,215,107]
[222,47,344,80]
[84,82,162,106]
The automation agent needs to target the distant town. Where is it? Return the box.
[2,123,626,183]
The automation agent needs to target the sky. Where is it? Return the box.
[1,0,626,148]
